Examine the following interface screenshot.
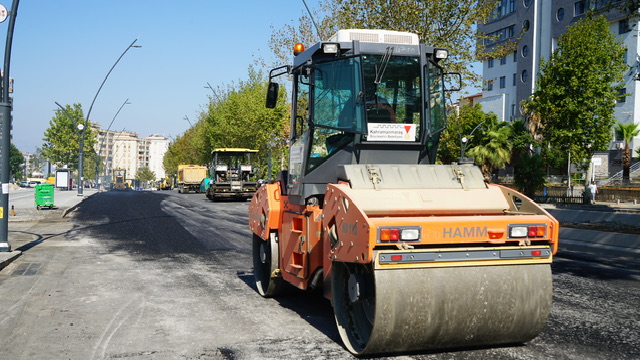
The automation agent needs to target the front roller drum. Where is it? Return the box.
[332,262,552,355]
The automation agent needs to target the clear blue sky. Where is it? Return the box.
[0,0,311,154]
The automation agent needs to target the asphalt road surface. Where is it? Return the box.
[0,190,638,359]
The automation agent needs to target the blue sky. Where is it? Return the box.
[0,0,309,153]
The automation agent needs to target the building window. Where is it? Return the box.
[487,80,494,91]
[490,0,517,20]
[511,104,516,116]
[484,25,515,45]
[513,51,517,62]
[619,19,630,34]
[522,20,530,32]
[522,45,529,57]
[513,73,517,86]
[574,1,585,16]
[521,70,528,83]
[524,0,531,8]
[618,88,627,103]
[488,58,494,68]
[500,56,507,65]
[500,76,506,88]
[557,8,565,21]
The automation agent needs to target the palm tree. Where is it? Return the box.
[614,122,639,185]
[466,119,513,181]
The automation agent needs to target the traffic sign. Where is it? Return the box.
[0,5,7,23]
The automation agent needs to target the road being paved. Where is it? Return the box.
[0,189,637,359]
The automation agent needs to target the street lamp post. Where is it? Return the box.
[77,38,141,196]
[459,120,487,163]
[0,0,20,251]
[96,98,130,189]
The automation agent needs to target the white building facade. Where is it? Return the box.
[147,135,170,181]
[94,125,170,186]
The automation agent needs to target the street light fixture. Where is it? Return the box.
[77,38,141,196]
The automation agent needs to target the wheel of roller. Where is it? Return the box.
[331,261,376,354]
[332,262,553,356]
[252,232,285,297]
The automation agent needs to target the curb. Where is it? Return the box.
[0,250,22,271]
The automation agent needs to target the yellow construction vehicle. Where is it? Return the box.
[111,168,129,191]
[249,29,559,356]
[205,148,259,201]
[177,164,207,194]
[159,176,172,190]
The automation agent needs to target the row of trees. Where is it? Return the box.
[162,69,289,179]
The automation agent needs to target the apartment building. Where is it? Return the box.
[147,135,170,180]
[478,0,637,178]
[94,124,170,185]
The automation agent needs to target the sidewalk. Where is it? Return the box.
[0,188,99,270]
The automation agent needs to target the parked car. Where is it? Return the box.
[19,181,27,187]
[27,181,41,187]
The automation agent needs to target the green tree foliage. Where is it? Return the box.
[9,143,24,180]
[615,122,640,184]
[438,103,492,164]
[269,0,507,89]
[42,103,98,173]
[522,15,627,174]
[509,119,537,167]
[135,166,156,184]
[164,68,289,180]
[32,147,49,176]
[514,153,546,198]
[466,117,513,180]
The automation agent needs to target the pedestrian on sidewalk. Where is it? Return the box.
[588,181,598,204]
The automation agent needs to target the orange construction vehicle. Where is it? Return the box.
[249,29,559,356]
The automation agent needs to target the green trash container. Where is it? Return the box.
[34,183,55,210]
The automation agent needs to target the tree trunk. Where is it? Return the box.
[623,143,631,185]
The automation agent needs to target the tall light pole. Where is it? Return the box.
[96,98,130,189]
[0,0,20,252]
[77,38,141,196]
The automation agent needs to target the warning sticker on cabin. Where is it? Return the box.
[367,123,416,141]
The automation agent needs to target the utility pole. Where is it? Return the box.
[0,0,19,252]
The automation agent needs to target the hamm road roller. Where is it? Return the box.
[249,29,559,356]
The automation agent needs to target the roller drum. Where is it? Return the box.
[332,263,552,355]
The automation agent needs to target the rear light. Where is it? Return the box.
[509,224,547,238]
[380,229,400,241]
[378,226,421,242]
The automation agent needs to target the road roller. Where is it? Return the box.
[249,29,559,356]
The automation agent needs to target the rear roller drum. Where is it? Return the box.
[332,262,553,356]
[252,232,285,297]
